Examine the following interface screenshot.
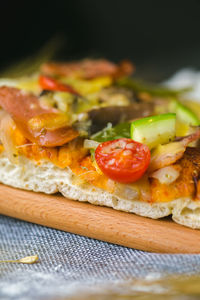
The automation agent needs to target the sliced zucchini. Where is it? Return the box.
[130,113,176,149]
[175,120,190,137]
[170,99,199,126]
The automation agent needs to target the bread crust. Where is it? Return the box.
[0,153,200,229]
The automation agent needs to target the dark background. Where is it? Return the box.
[1,0,200,81]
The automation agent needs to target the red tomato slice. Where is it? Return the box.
[39,75,80,96]
[95,138,150,183]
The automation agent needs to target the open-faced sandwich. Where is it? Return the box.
[0,59,200,229]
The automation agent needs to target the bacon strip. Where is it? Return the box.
[0,87,78,147]
[41,59,134,79]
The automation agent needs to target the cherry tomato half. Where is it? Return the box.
[39,75,80,96]
[95,138,150,183]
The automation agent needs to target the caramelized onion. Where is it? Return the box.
[150,165,181,184]
[0,111,18,163]
[83,139,100,149]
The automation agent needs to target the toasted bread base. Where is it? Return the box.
[0,153,200,229]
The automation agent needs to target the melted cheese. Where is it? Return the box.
[7,125,200,204]
[151,148,200,202]
[71,156,112,191]
[12,126,88,169]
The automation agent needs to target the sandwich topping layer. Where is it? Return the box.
[0,58,200,228]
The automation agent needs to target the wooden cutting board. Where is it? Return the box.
[0,183,200,253]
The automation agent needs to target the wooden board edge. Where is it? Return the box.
[0,184,200,253]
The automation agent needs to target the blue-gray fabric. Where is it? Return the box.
[1,215,200,300]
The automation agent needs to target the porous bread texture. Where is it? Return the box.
[0,153,200,229]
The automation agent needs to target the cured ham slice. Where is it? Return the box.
[41,59,134,79]
[0,87,78,147]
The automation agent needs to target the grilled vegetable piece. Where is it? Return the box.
[91,122,130,142]
[88,102,154,133]
[39,75,80,96]
[98,86,135,105]
[117,78,190,98]
[130,113,176,149]
[170,99,199,126]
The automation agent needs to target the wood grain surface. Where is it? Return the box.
[0,183,200,253]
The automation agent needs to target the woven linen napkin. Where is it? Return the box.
[1,215,200,300]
